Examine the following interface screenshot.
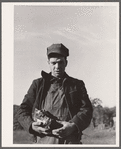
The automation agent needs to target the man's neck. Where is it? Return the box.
[51,73,65,79]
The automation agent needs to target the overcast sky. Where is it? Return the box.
[13,3,119,107]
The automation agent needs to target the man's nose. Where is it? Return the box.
[55,63,59,68]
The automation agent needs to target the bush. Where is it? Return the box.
[13,105,23,131]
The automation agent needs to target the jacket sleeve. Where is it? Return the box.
[17,80,37,133]
[70,80,93,132]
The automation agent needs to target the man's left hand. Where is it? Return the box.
[52,121,78,138]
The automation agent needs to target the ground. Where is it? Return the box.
[13,125,116,144]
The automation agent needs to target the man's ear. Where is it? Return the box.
[65,60,68,67]
[47,60,50,64]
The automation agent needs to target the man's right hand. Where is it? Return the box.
[32,121,50,135]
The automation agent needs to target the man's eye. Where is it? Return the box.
[51,61,63,65]
[51,62,56,65]
[58,61,63,65]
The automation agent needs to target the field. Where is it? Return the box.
[13,125,116,145]
[82,126,116,144]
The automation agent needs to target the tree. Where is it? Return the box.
[92,105,104,128]
[91,98,102,107]
[91,98,116,129]
[103,106,116,128]
[91,98,103,128]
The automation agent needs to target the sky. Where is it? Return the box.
[13,3,119,107]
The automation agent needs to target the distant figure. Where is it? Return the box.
[17,43,93,144]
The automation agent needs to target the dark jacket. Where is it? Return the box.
[17,71,93,137]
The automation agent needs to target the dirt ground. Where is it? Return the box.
[13,126,116,145]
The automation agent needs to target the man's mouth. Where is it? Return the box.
[55,71,61,73]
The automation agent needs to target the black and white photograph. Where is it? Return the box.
[2,2,119,147]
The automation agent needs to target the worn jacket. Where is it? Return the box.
[17,71,93,139]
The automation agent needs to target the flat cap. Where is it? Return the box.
[47,43,69,57]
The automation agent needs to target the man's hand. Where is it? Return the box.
[52,121,78,138]
[32,121,50,135]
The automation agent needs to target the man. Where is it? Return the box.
[17,43,93,144]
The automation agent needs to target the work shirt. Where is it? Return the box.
[37,77,70,144]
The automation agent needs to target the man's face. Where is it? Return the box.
[48,57,67,78]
